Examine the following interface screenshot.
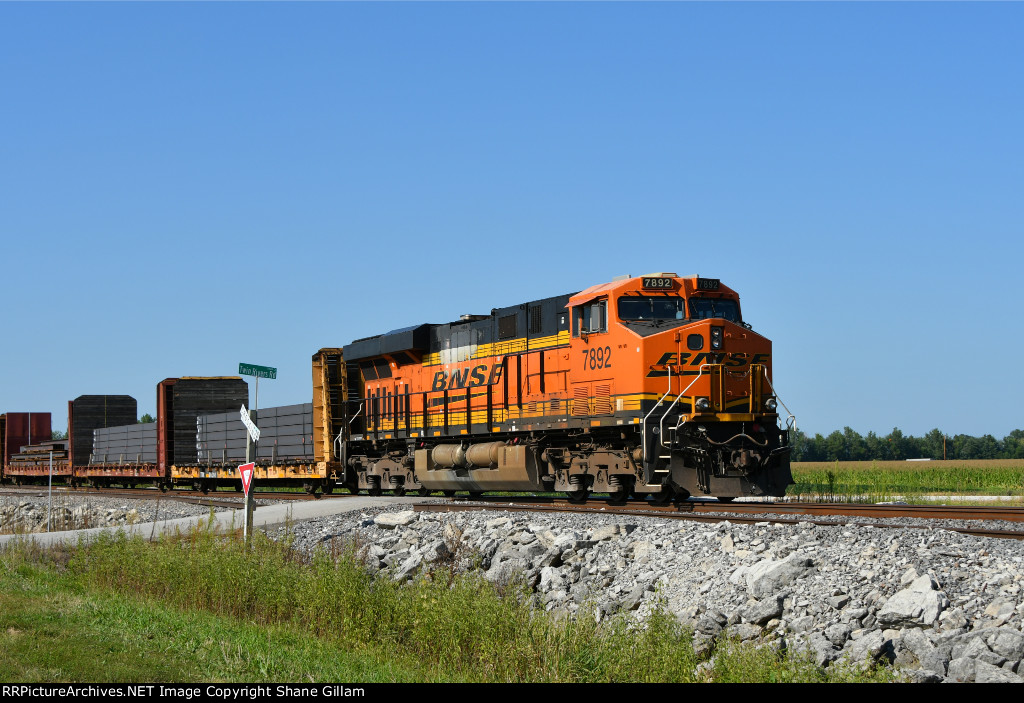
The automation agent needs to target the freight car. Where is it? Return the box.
[1,412,56,484]
[311,273,793,502]
[0,380,249,490]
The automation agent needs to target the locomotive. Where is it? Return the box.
[313,273,793,502]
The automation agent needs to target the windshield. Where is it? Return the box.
[617,296,686,321]
[688,297,741,322]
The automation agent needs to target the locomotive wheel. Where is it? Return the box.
[717,496,736,503]
[417,487,432,497]
[303,482,316,495]
[442,490,456,498]
[322,484,334,495]
[650,488,674,505]
[608,478,634,504]
[468,491,483,500]
[367,477,383,497]
[608,487,631,503]
[566,490,590,504]
[159,483,169,493]
[348,485,361,495]
[392,485,406,497]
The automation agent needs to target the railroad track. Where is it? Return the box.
[423,496,1024,541]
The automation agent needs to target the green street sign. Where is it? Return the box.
[239,363,277,380]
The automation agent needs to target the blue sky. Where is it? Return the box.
[1,3,1021,439]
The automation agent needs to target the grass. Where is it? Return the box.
[791,459,1024,503]
[0,549,428,682]
[0,525,897,683]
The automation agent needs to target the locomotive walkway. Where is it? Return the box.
[0,495,419,548]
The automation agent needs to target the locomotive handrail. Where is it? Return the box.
[642,364,711,464]
[761,371,797,431]
[641,365,673,464]
[334,402,363,460]
[661,364,712,450]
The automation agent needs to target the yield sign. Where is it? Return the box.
[238,462,255,496]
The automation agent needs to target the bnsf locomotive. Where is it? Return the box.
[314,273,793,502]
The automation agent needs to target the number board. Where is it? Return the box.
[641,277,675,290]
[696,278,721,291]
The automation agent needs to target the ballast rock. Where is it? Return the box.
[272,503,1024,684]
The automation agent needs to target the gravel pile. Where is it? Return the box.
[272,504,1024,683]
[0,493,232,533]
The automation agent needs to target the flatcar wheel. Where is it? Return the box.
[348,485,361,495]
[442,490,456,498]
[417,487,431,497]
[468,491,483,500]
[303,482,316,495]
[717,496,736,503]
[566,490,590,504]
[159,483,169,493]
[393,486,406,497]
[322,484,334,495]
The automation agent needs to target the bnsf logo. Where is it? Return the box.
[645,351,770,376]
[431,364,504,391]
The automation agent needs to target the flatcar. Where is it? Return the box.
[312,272,793,502]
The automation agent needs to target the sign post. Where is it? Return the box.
[238,363,276,544]
[237,461,255,540]
[47,450,53,532]
[239,406,260,543]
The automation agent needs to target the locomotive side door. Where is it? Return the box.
[569,297,614,417]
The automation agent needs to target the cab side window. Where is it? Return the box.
[573,299,607,336]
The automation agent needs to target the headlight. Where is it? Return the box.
[695,397,711,412]
[710,326,723,349]
[765,398,777,411]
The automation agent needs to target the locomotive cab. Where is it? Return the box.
[567,273,792,500]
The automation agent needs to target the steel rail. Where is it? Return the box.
[450,495,1024,523]
[418,500,1024,541]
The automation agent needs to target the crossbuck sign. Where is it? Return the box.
[240,405,261,443]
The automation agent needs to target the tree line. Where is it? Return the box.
[791,427,1024,462]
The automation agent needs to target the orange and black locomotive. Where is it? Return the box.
[313,272,793,502]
